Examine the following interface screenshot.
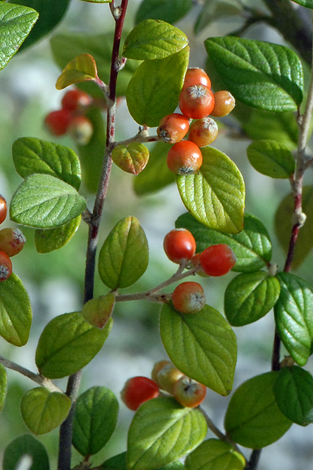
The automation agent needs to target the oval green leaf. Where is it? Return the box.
[123,19,188,60]
[185,438,245,470]
[177,146,245,234]
[224,372,292,448]
[175,212,272,272]
[0,273,32,347]
[56,53,99,89]
[274,272,313,366]
[160,303,237,396]
[34,216,81,253]
[135,0,192,25]
[0,3,38,70]
[273,366,313,426]
[224,271,281,326]
[3,434,49,470]
[112,143,149,175]
[10,174,86,229]
[127,396,207,470]
[12,137,81,190]
[247,140,295,178]
[82,293,115,329]
[205,37,304,111]
[35,312,112,378]
[126,46,189,127]
[98,216,149,289]
[21,387,71,435]
[73,386,119,456]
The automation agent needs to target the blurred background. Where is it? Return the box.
[0,0,313,468]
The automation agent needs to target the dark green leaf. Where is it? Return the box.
[247,140,295,178]
[185,438,245,470]
[205,37,304,111]
[3,434,49,470]
[34,216,81,253]
[135,0,192,25]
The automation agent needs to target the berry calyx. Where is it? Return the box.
[155,363,184,395]
[173,376,206,408]
[163,228,196,264]
[44,109,73,136]
[179,85,215,119]
[167,140,203,175]
[0,228,26,257]
[121,376,159,411]
[61,89,92,112]
[183,68,211,90]
[157,113,190,144]
[0,195,7,225]
[199,244,236,276]
[188,117,219,148]
[172,281,206,314]
[68,115,93,145]
[210,90,235,117]
[0,251,12,282]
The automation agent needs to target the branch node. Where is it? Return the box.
[292,211,306,227]
[114,57,127,72]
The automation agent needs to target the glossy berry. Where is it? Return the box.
[163,228,196,264]
[173,376,206,408]
[210,90,235,117]
[179,85,215,119]
[188,117,218,148]
[157,113,190,144]
[121,376,159,411]
[0,251,12,282]
[199,244,236,276]
[44,109,73,136]
[0,228,26,257]
[0,195,7,225]
[183,68,211,90]
[167,140,203,175]
[151,360,171,383]
[68,115,93,145]
[172,281,206,314]
[61,89,92,112]
[156,363,184,394]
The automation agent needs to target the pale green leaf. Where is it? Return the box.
[185,438,245,470]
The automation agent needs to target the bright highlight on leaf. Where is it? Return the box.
[56,53,99,89]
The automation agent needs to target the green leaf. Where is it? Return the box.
[160,303,237,396]
[3,434,50,470]
[98,216,149,289]
[12,137,81,190]
[194,0,242,35]
[274,272,313,366]
[275,186,313,268]
[73,386,118,456]
[205,37,304,111]
[185,438,245,470]
[135,0,192,25]
[0,364,7,413]
[10,174,86,229]
[56,53,99,89]
[177,146,245,234]
[82,293,115,329]
[133,142,175,195]
[35,312,112,378]
[224,272,281,326]
[247,140,295,178]
[21,387,71,435]
[101,453,185,470]
[292,0,313,7]
[0,273,32,347]
[175,212,272,272]
[224,372,292,448]
[9,0,70,51]
[127,396,207,470]
[127,46,189,127]
[123,19,188,60]
[34,216,81,253]
[0,3,38,69]
[274,366,313,426]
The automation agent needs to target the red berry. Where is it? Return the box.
[167,140,203,175]
[157,113,190,144]
[172,281,206,314]
[183,68,211,90]
[163,228,196,264]
[121,376,159,411]
[199,244,236,276]
[210,90,235,117]
[68,115,93,145]
[188,117,218,148]
[155,363,184,394]
[61,89,92,112]
[0,228,26,257]
[173,376,206,408]
[44,109,73,136]
[0,251,12,281]
[0,195,7,225]
[179,85,215,119]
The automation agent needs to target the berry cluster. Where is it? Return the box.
[44,88,94,145]
[0,195,26,282]
[157,68,235,175]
